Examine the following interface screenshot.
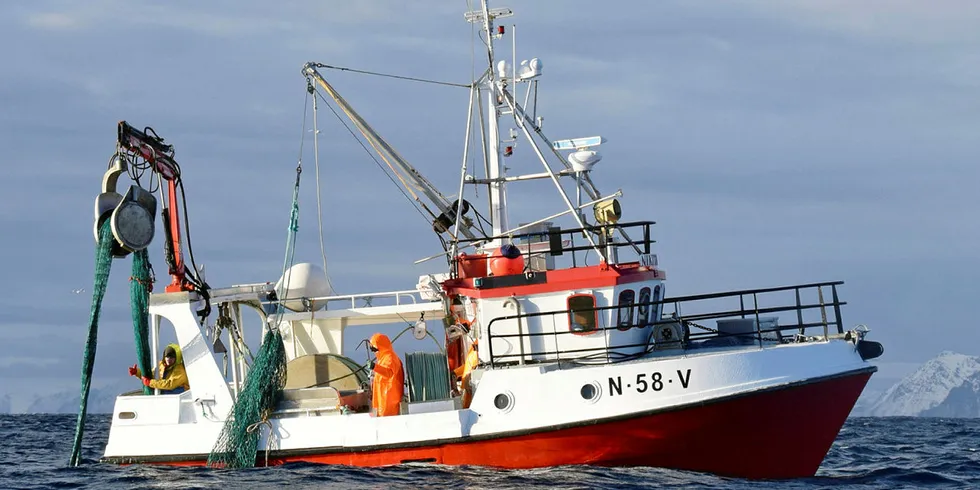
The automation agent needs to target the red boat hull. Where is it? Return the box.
[123,370,872,479]
[274,370,870,478]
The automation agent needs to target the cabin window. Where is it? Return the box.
[653,285,663,323]
[568,294,598,334]
[616,289,635,331]
[636,287,652,327]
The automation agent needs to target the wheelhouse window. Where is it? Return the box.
[616,289,635,331]
[568,294,598,334]
[653,285,663,323]
[636,287,652,327]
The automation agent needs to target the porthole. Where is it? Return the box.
[580,382,601,403]
[118,411,137,420]
[493,392,514,412]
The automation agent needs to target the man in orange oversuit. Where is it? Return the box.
[369,333,404,416]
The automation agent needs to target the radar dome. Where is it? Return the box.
[274,263,334,312]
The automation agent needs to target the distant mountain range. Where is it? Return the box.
[863,351,980,417]
[23,380,136,414]
[0,394,11,414]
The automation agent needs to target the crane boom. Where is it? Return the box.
[302,63,479,241]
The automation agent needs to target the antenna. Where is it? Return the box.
[551,136,606,151]
[463,7,514,23]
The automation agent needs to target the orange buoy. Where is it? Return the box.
[489,244,524,276]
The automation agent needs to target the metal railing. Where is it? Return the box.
[486,281,847,369]
[451,221,657,276]
[273,289,422,311]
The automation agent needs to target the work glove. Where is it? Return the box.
[128,364,138,377]
[141,377,152,387]
[368,359,376,370]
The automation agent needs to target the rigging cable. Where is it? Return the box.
[311,63,471,89]
[305,81,337,293]
[311,89,433,227]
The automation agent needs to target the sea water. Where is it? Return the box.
[1,415,977,489]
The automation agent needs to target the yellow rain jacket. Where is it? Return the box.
[370,333,404,417]
[138,343,190,394]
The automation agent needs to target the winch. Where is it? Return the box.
[94,153,156,257]
[92,120,202,293]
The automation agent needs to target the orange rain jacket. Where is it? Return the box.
[454,340,479,408]
[370,333,404,416]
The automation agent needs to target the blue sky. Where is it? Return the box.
[1,0,979,409]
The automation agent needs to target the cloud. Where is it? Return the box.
[24,12,77,31]
[742,1,980,45]
[1,0,979,405]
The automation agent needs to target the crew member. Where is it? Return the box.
[128,343,190,394]
[454,338,479,408]
[369,333,404,416]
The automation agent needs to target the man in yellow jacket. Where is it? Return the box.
[128,343,190,394]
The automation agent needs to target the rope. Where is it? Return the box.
[245,412,273,434]
[275,165,302,322]
[310,355,370,389]
[405,352,451,402]
[68,220,115,466]
[245,411,274,467]
[310,84,336,294]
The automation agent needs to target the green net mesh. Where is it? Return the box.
[68,220,115,466]
[130,249,153,395]
[207,328,288,468]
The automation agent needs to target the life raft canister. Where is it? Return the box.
[456,253,489,279]
[488,244,525,276]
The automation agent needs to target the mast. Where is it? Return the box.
[478,0,509,239]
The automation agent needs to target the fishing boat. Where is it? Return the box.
[90,1,883,479]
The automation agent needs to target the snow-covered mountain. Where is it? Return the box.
[850,387,884,417]
[868,351,980,417]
